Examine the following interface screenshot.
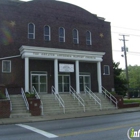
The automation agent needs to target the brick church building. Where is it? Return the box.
[0,0,114,94]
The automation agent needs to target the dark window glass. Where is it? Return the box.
[44,26,50,41]
[86,31,92,45]
[73,29,78,44]
[59,27,65,42]
[2,60,11,73]
[28,23,35,39]
[104,65,110,75]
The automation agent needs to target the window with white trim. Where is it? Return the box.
[28,23,35,39]
[59,27,65,42]
[2,60,11,73]
[86,31,92,45]
[104,65,110,75]
[73,29,79,44]
[44,25,51,41]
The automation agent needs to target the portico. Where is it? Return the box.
[19,45,105,94]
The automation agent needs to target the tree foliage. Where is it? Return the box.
[121,65,140,89]
[113,62,128,96]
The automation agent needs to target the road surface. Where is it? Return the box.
[0,112,140,140]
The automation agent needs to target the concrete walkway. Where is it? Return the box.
[0,107,140,125]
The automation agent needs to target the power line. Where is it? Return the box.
[113,50,140,56]
[111,26,140,32]
[113,50,140,54]
[111,31,140,37]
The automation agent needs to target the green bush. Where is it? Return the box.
[110,91,116,95]
[25,92,36,98]
[0,91,6,99]
[124,99,140,104]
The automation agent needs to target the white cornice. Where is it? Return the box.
[19,45,105,62]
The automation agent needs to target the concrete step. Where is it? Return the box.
[39,94,85,115]
[10,113,31,118]
[11,110,29,113]
[39,93,116,115]
[80,93,116,111]
[9,94,31,117]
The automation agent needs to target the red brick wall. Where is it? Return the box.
[28,98,41,116]
[0,100,10,118]
[0,0,114,91]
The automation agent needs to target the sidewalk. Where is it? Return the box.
[0,107,140,125]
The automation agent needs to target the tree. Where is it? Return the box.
[113,62,128,96]
[128,65,140,89]
[121,65,140,98]
[121,65,140,89]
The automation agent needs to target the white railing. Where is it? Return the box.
[69,86,85,112]
[32,86,44,115]
[5,88,12,111]
[102,86,118,108]
[51,86,65,114]
[85,86,102,110]
[21,88,29,110]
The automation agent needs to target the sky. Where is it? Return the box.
[21,0,140,68]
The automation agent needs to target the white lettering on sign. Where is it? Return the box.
[57,54,72,57]
[41,53,55,56]
[32,52,96,60]
[33,52,39,55]
[73,55,85,58]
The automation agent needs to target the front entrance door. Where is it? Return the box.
[80,75,91,92]
[31,72,47,93]
[58,75,70,93]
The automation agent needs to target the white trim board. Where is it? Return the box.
[19,45,105,62]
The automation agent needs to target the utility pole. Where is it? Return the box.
[119,34,129,97]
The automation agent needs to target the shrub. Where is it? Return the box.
[0,91,6,99]
[110,91,116,95]
[25,92,36,98]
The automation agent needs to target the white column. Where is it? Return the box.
[25,57,29,92]
[97,62,102,93]
[54,59,58,94]
[75,60,80,94]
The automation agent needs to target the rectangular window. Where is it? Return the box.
[2,60,11,73]
[104,65,110,75]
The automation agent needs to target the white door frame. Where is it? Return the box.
[79,74,91,92]
[31,71,48,93]
[58,74,70,93]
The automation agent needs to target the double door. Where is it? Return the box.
[31,72,47,93]
[58,75,70,93]
[80,75,91,92]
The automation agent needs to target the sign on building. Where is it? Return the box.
[59,64,74,72]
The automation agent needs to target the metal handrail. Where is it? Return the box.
[69,86,85,112]
[102,86,118,108]
[32,86,44,115]
[21,88,29,110]
[5,88,12,111]
[51,86,65,114]
[85,86,102,110]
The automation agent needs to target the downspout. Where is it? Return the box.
[0,55,21,60]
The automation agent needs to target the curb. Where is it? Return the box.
[0,108,140,125]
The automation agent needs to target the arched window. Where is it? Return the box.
[28,23,35,39]
[59,27,65,42]
[44,25,51,41]
[73,29,79,44]
[86,31,92,45]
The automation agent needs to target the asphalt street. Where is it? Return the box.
[0,112,140,140]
